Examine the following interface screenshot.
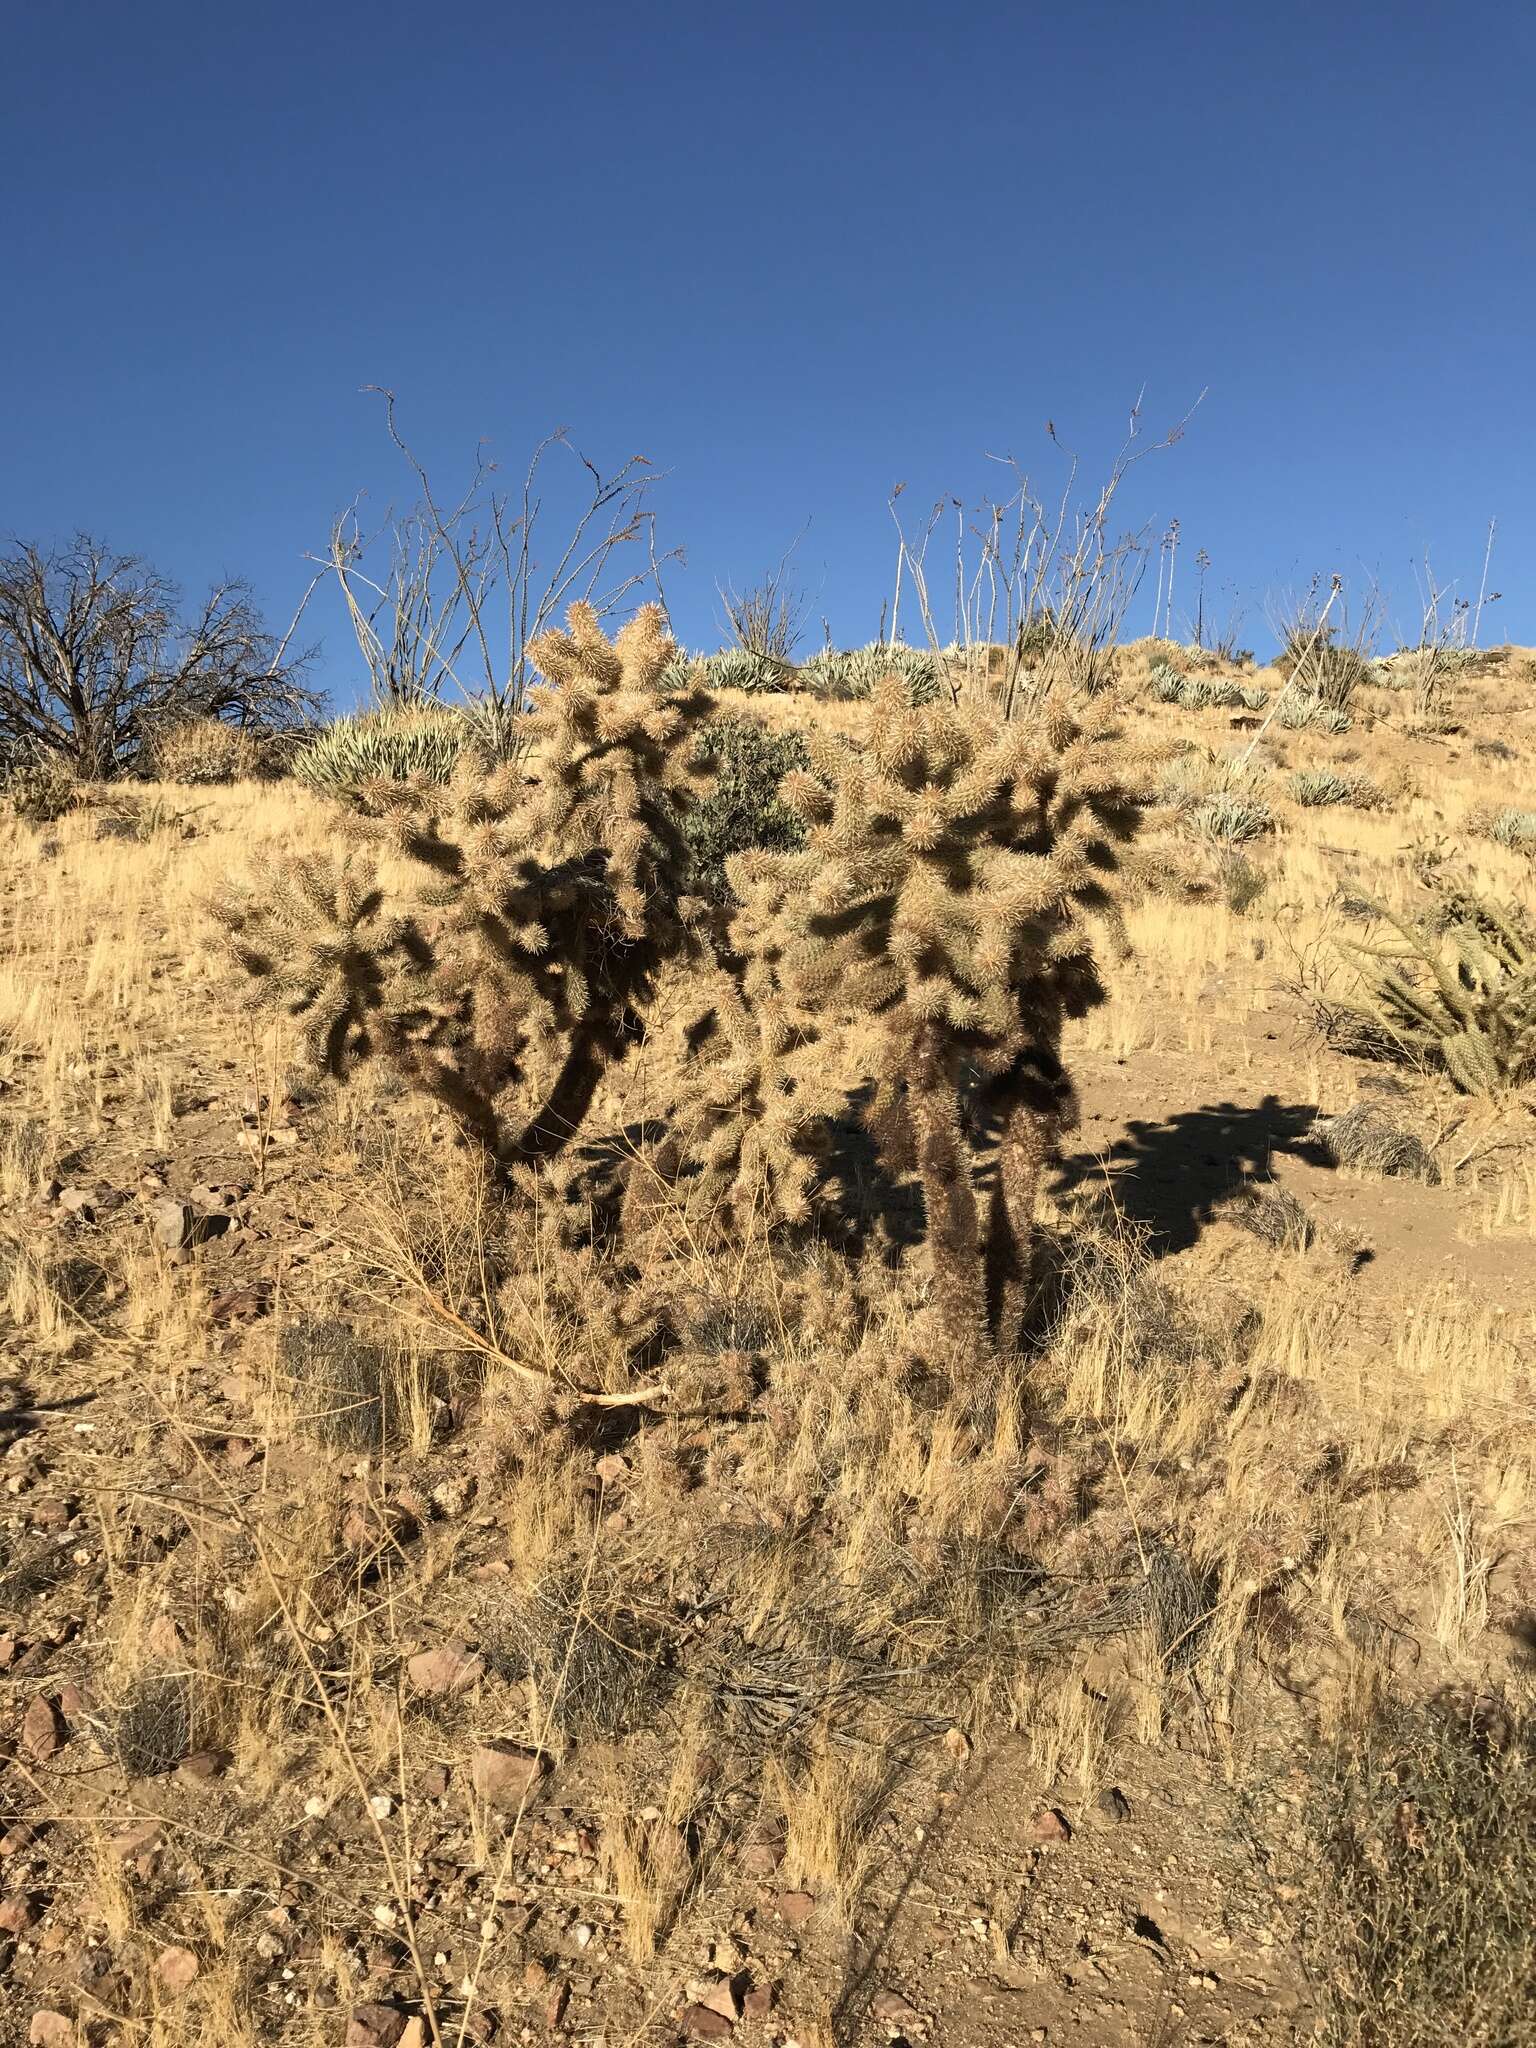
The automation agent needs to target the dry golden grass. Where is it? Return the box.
[2,656,1534,2043]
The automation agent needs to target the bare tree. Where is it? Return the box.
[889,392,1204,712]
[316,392,682,746]
[719,529,810,661]
[0,535,319,777]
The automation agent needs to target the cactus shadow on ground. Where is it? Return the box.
[1051,1094,1329,1252]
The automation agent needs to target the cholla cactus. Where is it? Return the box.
[727,675,1142,1343]
[218,604,718,1172]
[1337,881,1536,1095]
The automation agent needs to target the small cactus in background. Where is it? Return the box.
[1336,875,1536,1095]
[218,604,718,1173]
[146,717,264,785]
[2,748,80,823]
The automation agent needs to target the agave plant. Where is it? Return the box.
[292,706,478,810]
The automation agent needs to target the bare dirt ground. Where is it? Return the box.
[2,646,1533,2046]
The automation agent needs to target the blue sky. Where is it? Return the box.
[3,0,1532,705]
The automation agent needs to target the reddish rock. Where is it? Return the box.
[175,1748,232,1788]
[773,1890,816,1925]
[742,1985,775,2019]
[419,1764,450,1799]
[20,1696,66,1763]
[682,2006,733,2040]
[110,1821,163,1877]
[871,1987,929,2030]
[0,1893,39,1935]
[345,2005,409,2048]
[687,1972,743,2022]
[28,2016,74,2048]
[155,1945,199,1993]
[1030,1806,1073,1844]
[544,1977,570,2029]
[406,1641,484,1697]
[470,1740,547,1812]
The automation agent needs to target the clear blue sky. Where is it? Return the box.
[4,0,1532,704]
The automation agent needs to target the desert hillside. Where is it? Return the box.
[2,636,1534,2048]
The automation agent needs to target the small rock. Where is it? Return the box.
[738,1839,783,1876]
[20,1696,66,1763]
[0,1635,16,1669]
[150,1198,198,1250]
[57,1186,97,1222]
[110,1821,163,1876]
[470,1740,547,1812]
[682,2006,734,2041]
[146,1613,185,1661]
[871,1988,929,2032]
[155,1944,199,1993]
[399,2024,428,2048]
[419,1765,450,1799]
[687,1971,743,2022]
[175,1747,232,1788]
[544,1977,570,2029]
[28,2015,74,2048]
[303,1796,329,1820]
[368,1794,395,1821]
[406,1641,485,1697]
[0,1893,39,1935]
[773,1890,816,1925]
[593,1454,629,1484]
[1096,1786,1132,1823]
[346,2004,410,2048]
[56,1682,87,1721]
[1030,1806,1073,1844]
[742,1985,775,2019]
[942,1726,971,1762]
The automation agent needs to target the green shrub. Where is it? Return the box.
[1277,689,1352,734]
[683,715,809,902]
[1277,626,1374,711]
[1290,768,1385,809]
[1149,661,1266,713]
[1298,1698,1536,2047]
[1487,807,1536,853]
[800,642,942,706]
[1216,852,1268,914]
[1192,792,1274,846]
[292,705,474,810]
[698,648,793,694]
